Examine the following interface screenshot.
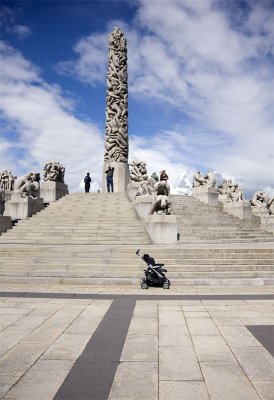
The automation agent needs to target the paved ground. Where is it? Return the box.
[0,283,274,400]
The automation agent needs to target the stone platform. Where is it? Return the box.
[0,283,273,400]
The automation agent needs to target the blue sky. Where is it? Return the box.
[0,0,274,197]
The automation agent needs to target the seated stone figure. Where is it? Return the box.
[204,170,216,188]
[14,173,40,199]
[227,183,244,202]
[193,171,206,187]
[135,174,155,197]
[150,181,172,215]
[218,179,229,195]
[251,191,269,207]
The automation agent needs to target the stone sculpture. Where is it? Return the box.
[135,174,155,197]
[251,191,269,207]
[227,182,244,202]
[150,181,172,215]
[0,189,5,215]
[0,170,16,191]
[104,27,128,164]
[14,173,40,199]
[193,170,216,188]
[267,197,274,215]
[218,179,229,195]
[129,161,147,182]
[43,161,65,183]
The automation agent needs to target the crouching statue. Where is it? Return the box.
[14,173,40,198]
[150,181,172,215]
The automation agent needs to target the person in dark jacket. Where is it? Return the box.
[105,166,114,192]
[84,172,92,193]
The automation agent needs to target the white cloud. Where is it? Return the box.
[0,42,104,191]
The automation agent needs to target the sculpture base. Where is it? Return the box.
[260,216,274,234]
[251,206,269,218]
[144,214,177,244]
[133,195,154,219]
[127,182,140,201]
[6,194,45,220]
[218,194,228,204]
[192,186,219,206]
[0,215,12,234]
[3,191,13,202]
[102,162,129,193]
[40,181,69,203]
[223,201,252,220]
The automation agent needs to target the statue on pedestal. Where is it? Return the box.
[251,191,269,207]
[0,170,16,191]
[227,182,244,202]
[135,174,155,197]
[14,173,40,199]
[150,181,172,215]
[43,161,65,183]
[193,170,216,188]
[218,179,229,195]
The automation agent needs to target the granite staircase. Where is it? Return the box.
[0,193,273,286]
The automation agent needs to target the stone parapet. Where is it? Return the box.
[6,194,44,220]
[251,206,269,218]
[40,181,69,203]
[144,214,177,244]
[0,215,12,234]
[192,186,219,206]
[133,195,153,219]
[223,201,252,220]
[260,216,274,234]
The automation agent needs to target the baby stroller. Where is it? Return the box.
[136,249,170,289]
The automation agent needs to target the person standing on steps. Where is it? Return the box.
[105,165,114,192]
[84,172,92,193]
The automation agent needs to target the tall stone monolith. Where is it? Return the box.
[102,27,129,193]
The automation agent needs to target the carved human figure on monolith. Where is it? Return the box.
[104,27,128,164]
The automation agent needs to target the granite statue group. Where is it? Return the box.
[192,169,274,215]
[0,161,66,217]
[129,161,171,215]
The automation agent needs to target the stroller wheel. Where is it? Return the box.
[163,280,170,289]
[141,281,148,289]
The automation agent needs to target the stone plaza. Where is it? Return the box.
[0,27,274,399]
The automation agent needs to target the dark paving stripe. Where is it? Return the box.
[53,299,136,400]
[247,325,274,357]
[1,291,274,300]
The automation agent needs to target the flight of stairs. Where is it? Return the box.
[171,195,274,243]
[0,192,273,286]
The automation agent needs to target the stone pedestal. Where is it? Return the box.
[144,214,177,244]
[127,182,140,201]
[40,181,69,203]
[251,206,269,218]
[133,195,154,219]
[260,216,274,234]
[223,201,252,220]
[0,215,12,234]
[192,186,219,206]
[6,194,45,220]
[102,162,129,193]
